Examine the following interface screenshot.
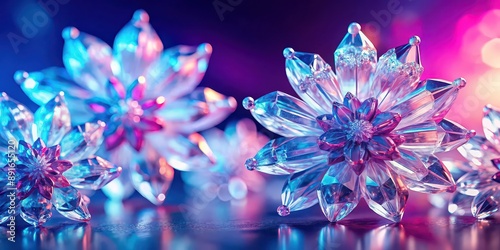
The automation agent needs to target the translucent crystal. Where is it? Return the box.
[448,192,474,215]
[34,92,71,146]
[52,186,91,221]
[63,156,122,190]
[400,155,455,193]
[0,92,35,143]
[483,105,500,146]
[456,171,494,196]
[59,121,105,162]
[394,121,442,153]
[472,187,500,219]
[437,119,475,152]
[419,79,465,122]
[389,88,434,128]
[458,136,500,167]
[20,191,52,227]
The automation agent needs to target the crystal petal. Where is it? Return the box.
[113,10,163,86]
[145,44,211,100]
[394,121,442,153]
[145,132,216,171]
[483,105,500,146]
[281,163,329,212]
[458,136,500,167]
[372,112,401,134]
[316,114,341,131]
[334,23,377,100]
[401,155,455,193]
[389,88,434,128]
[62,27,113,92]
[344,141,367,174]
[20,191,52,227]
[248,136,327,175]
[130,142,174,205]
[63,156,122,190]
[0,93,35,143]
[159,87,236,133]
[437,119,474,152]
[34,93,72,146]
[247,91,323,137]
[284,49,342,113]
[448,192,474,216]
[332,102,354,125]
[100,145,137,200]
[356,97,378,121]
[472,187,500,219]
[361,160,408,222]
[419,79,463,122]
[59,121,105,162]
[387,149,428,180]
[317,162,360,222]
[373,39,423,110]
[317,129,347,151]
[366,136,399,161]
[52,186,91,221]
[456,170,495,196]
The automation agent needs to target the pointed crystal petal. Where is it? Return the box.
[332,102,354,125]
[316,114,341,131]
[318,129,347,151]
[100,145,137,200]
[472,187,500,219]
[145,132,216,171]
[59,121,105,162]
[62,27,113,92]
[366,136,399,160]
[34,93,72,146]
[126,77,147,101]
[395,121,442,153]
[419,79,464,122]
[20,191,52,226]
[0,93,35,143]
[281,163,329,211]
[373,38,423,110]
[456,170,495,196]
[318,162,360,222]
[159,87,236,134]
[130,142,174,205]
[372,112,401,134]
[284,48,342,113]
[401,155,455,193]
[356,97,378,121]
[246,91,323,137]
[344,141,368,174]
[63,156,122,190]
[483,105,500,146]
[52,186,91,221]
[361,160,408,222]
[145,43,211,100]
[458,136,500,167]
[448,192,474,216]
[334,23,377,100]
[387,149,428,180]
[248,136,327,175]
[437,119,474,152]
[113,10,163,85]
[389,88,434,128]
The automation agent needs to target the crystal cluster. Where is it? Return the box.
[444,105,500,219]
[182,119,268,201]
[0,93,120,226]
[244,23,472,222]
[15,10,236,205]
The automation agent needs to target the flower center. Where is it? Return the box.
[346,119,374,143]
[117,99,144,123]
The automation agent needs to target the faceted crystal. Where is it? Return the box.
[419,79,464,122]
[472,187,500,219]
[483,105,500,146]
[387,149,429,180]
[317,162,360,222]
[63,156,122,190]
[456,171,494,196]
[59,122,105,162]
[20,191,52,227]
[458,136,500,167]
[448,192,474,216]
[437,119,475,152]
[389,88,434,128]
[401,155,455,193]
[34,93,71,146]
[0,93,35,143]
[52,186,91,221]
[395,121,442,153]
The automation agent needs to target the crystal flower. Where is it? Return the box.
[0,93,121,226]
[182,119,268,201]
[444,105,500,219]
[15,10,236,205]
[243,23,473,222]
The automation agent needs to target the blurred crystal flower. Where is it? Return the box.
[0,93,121,227]
[182,119,268,201]
[443,105,500,219]
[15,10,236,205]
[243,23,473,222]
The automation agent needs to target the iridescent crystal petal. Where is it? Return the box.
[356,97,378,121]
[0,93,35,143]
[34,93,71,146]
[389,88,434,128]
[105,77,126,100]
[343,92,361,112]
[448,192,474,216]
[483,105,500,146]
[394,121,442,153]
[284,48,342,113]
[126,77,147,101]
[113,10,163,85]
[437,119,475,152]
[361,160,408,222]
[62,27,113,92]
[419,79,465,122]
[317,162,360,222]
[52,186,91,221]
[130,142,174,205]
[387,149,428,180]
[20,191,52,226]
[281,163,329,212]
[373,37,423,110]
[366,136,399,160]
[334,23,377,100]
[145,44,211,100]
[472,187,500,219]
[248,136,327,175]
[456,170,494,196]
[59,121,105,162]
[245,91,323,137]
[332,102,354,125]
[458,136,500,167]
[316,114,341,131]
[317,129,347,151]
[343,141,367,174]
[371,112,401,134]
[159,87,236,133]
[63,156,122,190]
[400,155,455,193]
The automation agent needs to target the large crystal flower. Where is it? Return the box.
[444,105,500,219]
[15,10,236,205]
[243,23,473,222]
[182,119,268,201]
[0,93,121,226]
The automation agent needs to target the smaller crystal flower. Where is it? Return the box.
[182,119,268,201]
[0,93,121,226]
[446,105,500,219]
